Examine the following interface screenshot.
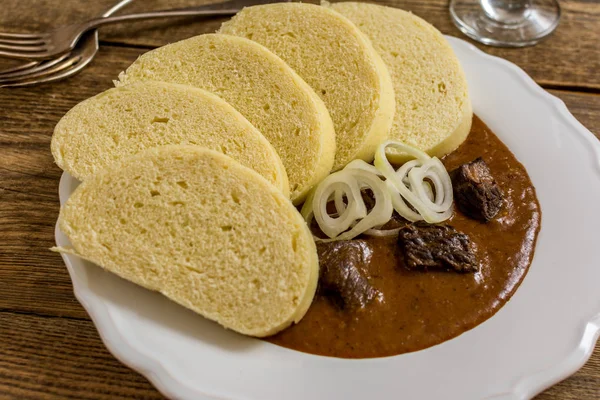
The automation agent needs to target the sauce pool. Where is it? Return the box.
[265,116,542,358]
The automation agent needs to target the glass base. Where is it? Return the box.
[450,0,561,47]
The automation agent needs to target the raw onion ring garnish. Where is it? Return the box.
[302,140,454,241]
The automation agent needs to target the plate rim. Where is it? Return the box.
[54,35,600,400]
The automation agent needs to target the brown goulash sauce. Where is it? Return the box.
[266,115,541,358]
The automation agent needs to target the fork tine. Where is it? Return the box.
[0,43,47,52]
[0,75,55,88]
[0,60,40,76]
[0,48,49,60]
[0,37,45,45]
[0,55,78,84]
[0,57,86,88]
[0,32,44,40]
[0,54,69,79]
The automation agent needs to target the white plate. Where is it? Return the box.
[55,36,600,400]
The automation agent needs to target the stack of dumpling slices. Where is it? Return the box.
[52,2,471,337]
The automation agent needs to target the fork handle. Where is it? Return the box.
[102,0,135,18]
[81,8,240,31]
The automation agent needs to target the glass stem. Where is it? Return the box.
[480,0,533,24]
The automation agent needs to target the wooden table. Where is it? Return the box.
[0,0,598,398]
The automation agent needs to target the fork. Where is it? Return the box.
[0,0,134,88]
[0,7,241,61]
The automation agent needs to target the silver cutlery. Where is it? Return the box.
[0,7,240,61]
[0,0,286,87]
[0,0,134,88]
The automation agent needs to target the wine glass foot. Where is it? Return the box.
[450,0,561,47]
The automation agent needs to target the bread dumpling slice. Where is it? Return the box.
[220,2,395,170]
[117,34,335,204]
[330,2,472,159]
[51,81,289,196]
[55,145,319,337]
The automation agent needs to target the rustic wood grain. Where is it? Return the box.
[0,0,599,399]
[0,310,598,400]
[537,349,600,400]
[0,312,163,399]
[548,90,600,133]
[1,0,598,89]
[0,46,144,320]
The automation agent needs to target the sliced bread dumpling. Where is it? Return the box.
[55,145,319,337]
[219,3,395,170]
[330,2,472,159]
[51,81,289,196]
[117,34,335,204]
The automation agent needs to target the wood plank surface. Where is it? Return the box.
[0,312,163,399]
[1,0,599,89]
[0,46,144,320]
[0,0,599,399]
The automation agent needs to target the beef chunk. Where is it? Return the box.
[316,240,379,310]
[451,157,503,221]
[397,223,478,273]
